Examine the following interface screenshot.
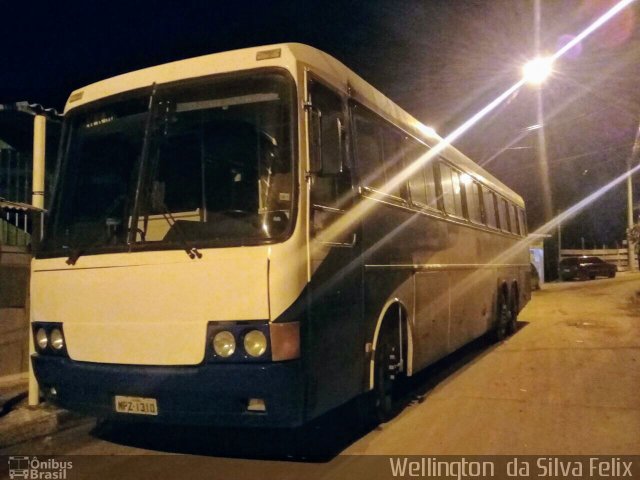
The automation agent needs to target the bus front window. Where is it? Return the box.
[43,71,296,257]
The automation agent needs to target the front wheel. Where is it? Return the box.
[372,321,404,424]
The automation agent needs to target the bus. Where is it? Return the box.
[30,43,530,427]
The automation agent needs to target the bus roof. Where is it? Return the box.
[64,43,524,207]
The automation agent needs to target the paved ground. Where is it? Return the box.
[2,273,639,476]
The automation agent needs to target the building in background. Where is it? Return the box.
[0,103,59,377]
[529,239,545,285]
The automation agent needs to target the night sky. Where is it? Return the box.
[3,0,639,247]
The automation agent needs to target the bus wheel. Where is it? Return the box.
[507,292,518,335]
[373,321,403,423]
[492,292,512,342]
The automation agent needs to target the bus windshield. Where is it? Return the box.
[43,71,296,257]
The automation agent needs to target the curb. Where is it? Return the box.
[0,401,87,448]
[0,390,27,416]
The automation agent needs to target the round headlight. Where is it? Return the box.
[213,331,236,357]
[35,328,48,350]
[244,330,267,357]
[50,328,65,350]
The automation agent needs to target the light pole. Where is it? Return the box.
[557,217,563,282]
[523,56,555,223]
[627,122,640,271]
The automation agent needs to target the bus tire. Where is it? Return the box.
[507,290,518,335]
[373,319,403,423]
[492,291,512,342]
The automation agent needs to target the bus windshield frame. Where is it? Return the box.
[40,68,298,259]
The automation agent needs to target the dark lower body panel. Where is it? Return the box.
[32,355,305,428]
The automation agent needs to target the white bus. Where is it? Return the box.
[31,43,530,426]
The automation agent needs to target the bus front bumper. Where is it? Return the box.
[31,354,305,427]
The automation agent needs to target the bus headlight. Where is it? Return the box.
[213,331,236,357]
[35,328,48,351]
[244,330,267,357]
[50,328,65,351]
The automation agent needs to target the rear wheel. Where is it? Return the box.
[608,270,616,278]
[492,291,512,342]
[507,292,518,335]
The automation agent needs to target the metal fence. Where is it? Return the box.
[0,149,32,246]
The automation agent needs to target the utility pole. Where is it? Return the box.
[28,114,46,406]
[557,218,562,282]
[627,122,640,272]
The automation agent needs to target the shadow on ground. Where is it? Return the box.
[92,322,528,462]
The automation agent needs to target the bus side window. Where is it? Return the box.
[402,139,426,207]
[439,162,463,217]
[483,187,498,229]
[308,80,349,210]
[308,79,353,241]
[466,181,483,224]
[405,140,439,210]
[451,169,464,217]
[498,197,509,232]
[509,203,518,234]
[405,141,427,207]
[354,112,385,193]
[439,163,454,215]
[423,161,438,210]
[518,208,527,236]
[381,127,406,200]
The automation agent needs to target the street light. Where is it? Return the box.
[522,56,553,85]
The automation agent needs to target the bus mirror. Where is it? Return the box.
[309,110,344,176]
[309,108,323,174]
[321,117,344,176]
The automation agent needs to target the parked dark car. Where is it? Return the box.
[559,256,617,281]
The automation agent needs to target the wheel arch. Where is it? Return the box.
[367,298,412,391]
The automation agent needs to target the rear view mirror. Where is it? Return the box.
[309,108,323,174]
[309,109,344,176]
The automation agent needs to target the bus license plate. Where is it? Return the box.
[114,396,158,416]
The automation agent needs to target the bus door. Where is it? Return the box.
[305,75,363,412]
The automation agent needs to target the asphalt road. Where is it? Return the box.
[2,273,639,478]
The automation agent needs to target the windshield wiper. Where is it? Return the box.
[127,83,158,248]
[141,201,203,259]
[66,248,83,266]
[64,85,159,266]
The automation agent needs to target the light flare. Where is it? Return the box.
[523,57,553,85]
[552,0,636,61]
[310,0,637,291]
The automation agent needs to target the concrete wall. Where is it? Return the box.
[0,245,30,376]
